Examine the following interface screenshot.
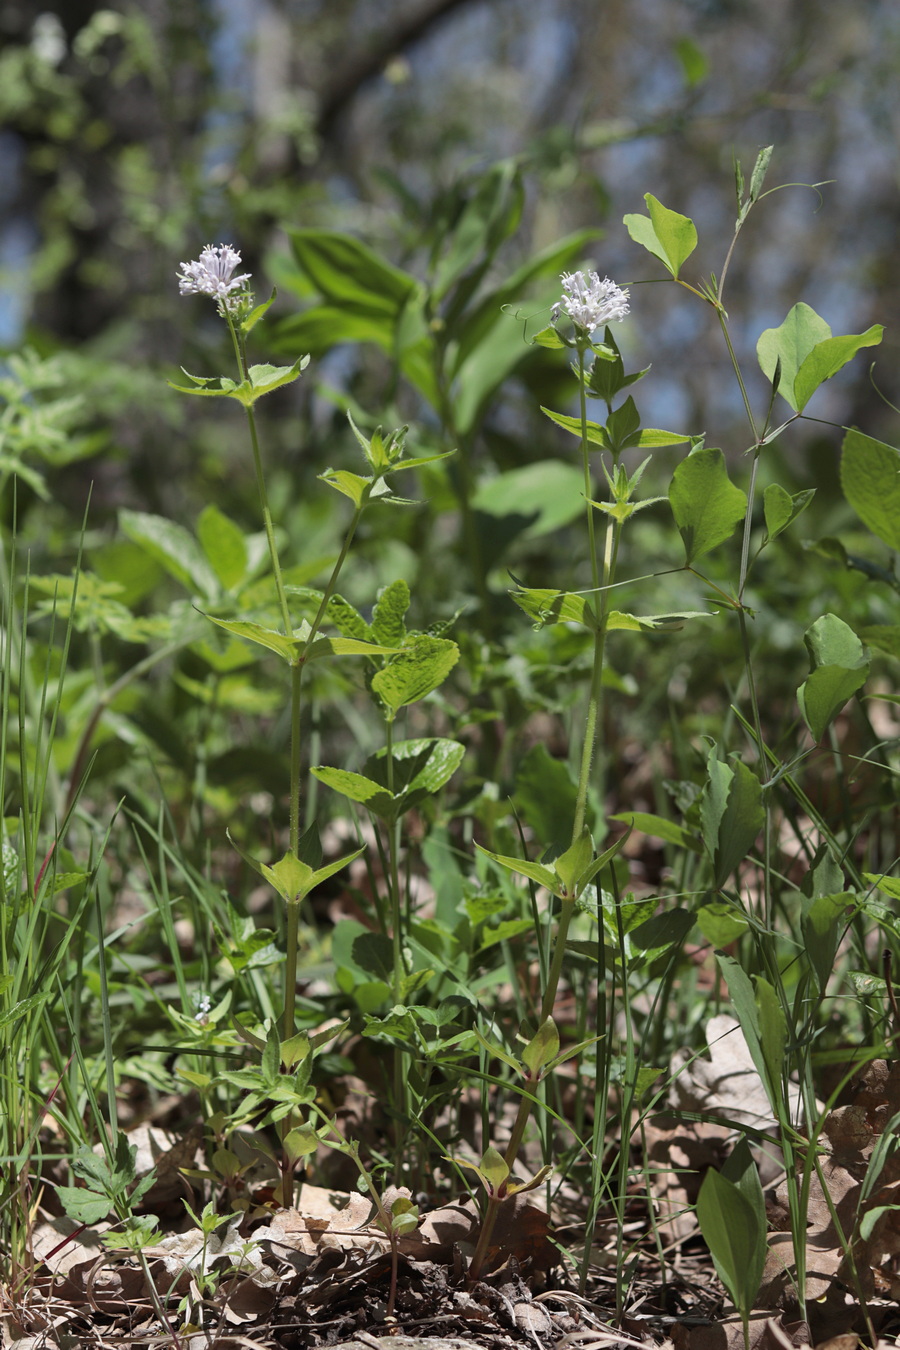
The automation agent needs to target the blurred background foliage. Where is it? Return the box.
[2,0,899,844]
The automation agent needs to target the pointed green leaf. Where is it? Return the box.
[793,327,882,412]
[204,616,299,663]
[696,902,749,947]
[510,584,597,631]
[371,579,409,648]
[623,194,698,279]
[763,484,815,544]
[197,505,248,591]
[318,469,369,506]
[669,448,744,564]
[119,509,220,600]
[668,449,746,564]
[797,613,869,742]
[521,1017,560,1076]
[756,303,832,410]
[635,427,691,448]
[554,830,594,898]
[371,636,459,715]
[802,891,856,993]
[840,428,900,551]
[305,635,396,660]
[696,1167,766,1318]
[609,811,703,853]
[541,406,610,449]
[261,850,314,902]
[289,228,419,316]
[701,750,764,889]
[606,609,709,632]
[479,1146,510,1193]
[310,767,394,817]
[531,325,566,349]
[475,844,558,894]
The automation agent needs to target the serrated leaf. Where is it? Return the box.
[371,636,459,715]
[371,579,409,648]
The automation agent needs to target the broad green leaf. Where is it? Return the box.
[763,484,815,544]
[271,306,399,357]
[865,872,900,902]
[796,613,869,742]
[510,583,596,631]
[696,1167,766,1321]
[289,229,418,316]
[514,744,580,853]
[696,902,749,947]
[475,844,558,894]
[531,325,566,349]
[606,609,709,632]
[326,594,371,642]
[700,750,764,889]
[204,617,299,663]
[541,406,610,449]
[311,767,393,816]
[802,891,856,993]
[318,469,369,506]
[473,461,584,537]
[197,504,248,591]
[119,509,220,600]
[371,579,409,648]
[305,635,396,661]
[521,1017,560,1076]
[668,449,746,564]
[372,737,466,797]
[479,1146,510,1193]
[857,625,900,659]
[609,811,702,853]
[432,160,524,299]
[635,427,691,448]
[629,907,694,962]
[840,428,900,552]
[756,303,831,410]
[56,1186,111,1225]
[554,830,594,897]
[623,194,698,279]
[793,327,883,412]
[371,636,459,716]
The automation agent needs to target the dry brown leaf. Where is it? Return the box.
[671,1016,805,1135]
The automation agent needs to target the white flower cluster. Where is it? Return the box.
[177,244,252,315]
[552,270,630,334]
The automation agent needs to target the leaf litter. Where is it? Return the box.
[7,1021,900,1350]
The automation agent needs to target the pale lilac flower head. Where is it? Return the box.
[177,244,252,316]
[551,270,630,335]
